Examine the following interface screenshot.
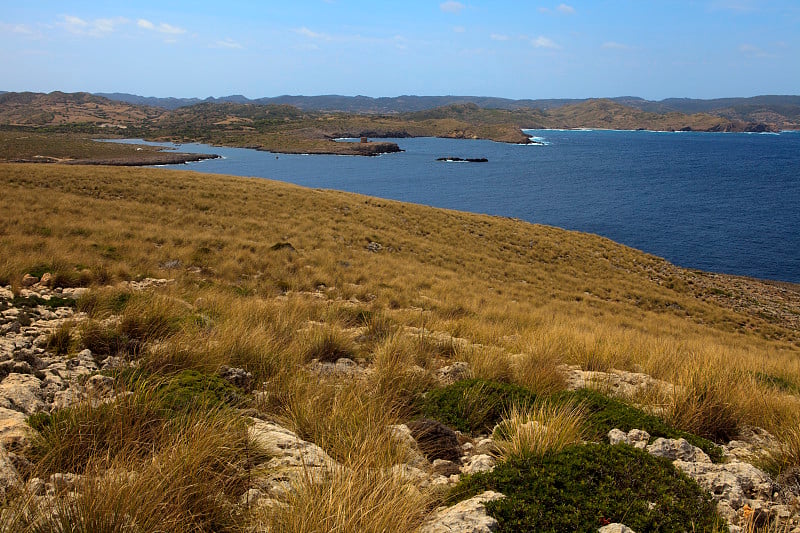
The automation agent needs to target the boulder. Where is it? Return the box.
[436,362,470,385]
[0,407,32,449]
[461,454,496,475]
[407,419,462,463]
[0,444,20,488]
[599,524,636,533]
[608,428,650,449]
[646,437,711,463]
[420,490,505,533]
[21,275,38,287]
[0,373,45,415]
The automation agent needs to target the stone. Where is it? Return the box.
[646,437,711,463]
[0,373,45,415]
[407,419,462,463]
[49,472,79,492]
[21,275,38,287]
[436,361,471,385]
[86,374,115,397]
[389,423,428,468]
[218,365,252,389]
[39,273,53,287]
[420,490,505,533]
[431,459,462,477]
[247,418,335,470]
[673,460,773,510]
[0,407,32,449]
[0,444,20,488]
[599,524,636,533]
[461,454,496,475]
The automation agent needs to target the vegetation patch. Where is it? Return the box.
[553,389,723,462]
[418,379,537,433]
[453,443,725,532]
[11,294,77,309]
[152,370,244,412]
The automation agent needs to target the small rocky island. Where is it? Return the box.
[436,157,489,163]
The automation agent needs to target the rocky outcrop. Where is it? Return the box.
[608,429,800,531]
[420,491,505,533]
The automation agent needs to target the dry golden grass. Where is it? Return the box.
[2,161,800,529]
[491,401,587,461]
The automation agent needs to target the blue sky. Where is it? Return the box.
[2,1,798,100]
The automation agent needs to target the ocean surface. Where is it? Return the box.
[105,130,800,283]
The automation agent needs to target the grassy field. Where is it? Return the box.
[1,162,799,531]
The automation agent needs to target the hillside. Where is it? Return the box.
[0,162,799,530]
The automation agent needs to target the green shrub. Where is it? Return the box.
[153,370,244,412]
[452,444,725,532]
[554,389,722,462]
[418,379,538,433]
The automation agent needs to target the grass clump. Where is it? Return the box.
[492,401,586,461]
[453,443,725,532]
[28,371,243,475]
[45,321,75,356]
[419,378,538,433]
[303,326,357,363]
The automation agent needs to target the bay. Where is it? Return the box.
[104,130,800,283]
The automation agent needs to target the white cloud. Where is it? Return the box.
[453,26,466,33]
[490,33,510,41]
[137,18,186,35]
[532,36,560,49]
[440,1,465,14]
[214,38,243,49]
[602,41,629,50]
[0,22,36,35]
[557,4,575,14]
[296,26,331,40]
[59,15,128,37]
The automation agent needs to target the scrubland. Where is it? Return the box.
[1,162,798,531]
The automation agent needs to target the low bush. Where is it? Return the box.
[418,379,537,433]
[453,443,725,532]
[553,388,723,462]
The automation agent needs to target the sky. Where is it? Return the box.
[1,1,799,100]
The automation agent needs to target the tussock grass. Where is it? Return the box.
[2,163,800,529]
[491,401,586,461]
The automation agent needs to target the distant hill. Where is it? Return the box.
[0,91,162,127]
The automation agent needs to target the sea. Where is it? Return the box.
[104,130,800,283]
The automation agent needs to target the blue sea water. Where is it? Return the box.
[105,130,800,283]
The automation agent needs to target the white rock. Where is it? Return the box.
[0,373,45,415]
[599,524,637,533]
[0,407,32,448]
[247,418,335,470]
[436,362,471,385]
[461,454,496,475]
[646,437,711,463]
[420,490,505,533]
[0,444,20,488]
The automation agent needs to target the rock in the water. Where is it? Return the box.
[420,490,505,533]
[407,419,462,463]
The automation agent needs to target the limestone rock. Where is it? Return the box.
[0,444,20,488]
[21,275,38,287]
[608,428,650,449]
[247,418,334,470]
[599,524,636,533]
[646,437,711,463]
[461,454,496,475]
[420,490,505,533]
[436,361,471,385]
[218,365,252,389]
[0,407,32,449]
[674,459,773,510]
[0,373,45,415]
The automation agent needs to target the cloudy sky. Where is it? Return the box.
[2,0,798,100]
